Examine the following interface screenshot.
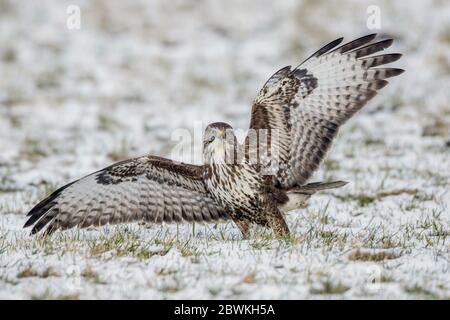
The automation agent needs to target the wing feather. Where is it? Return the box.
[24,156,228,234]
[248,34,404,188]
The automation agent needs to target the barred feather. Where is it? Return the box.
[250,34,404,187]
[24,156,228,234]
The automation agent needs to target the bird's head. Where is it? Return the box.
[203,122,236,164]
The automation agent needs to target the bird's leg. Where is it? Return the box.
[234,218,251,239]
[264,200,290,238]
[267,212,290,237]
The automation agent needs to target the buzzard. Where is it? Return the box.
[24,34,403,237]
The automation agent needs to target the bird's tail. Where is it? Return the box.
[289,180,348,195]
[280,181,347,213]
[298,181,348,194]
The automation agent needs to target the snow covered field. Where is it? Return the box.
[0,0,449,299]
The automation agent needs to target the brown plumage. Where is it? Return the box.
[25,34,403,237]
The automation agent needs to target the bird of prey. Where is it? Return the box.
[24,34,403,238]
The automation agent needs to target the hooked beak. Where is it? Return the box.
[217,129,225,138]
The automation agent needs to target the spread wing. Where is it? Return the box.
[24,156,228,234]
[248,34,404,188]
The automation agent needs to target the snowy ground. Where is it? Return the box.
[1,0,449,299]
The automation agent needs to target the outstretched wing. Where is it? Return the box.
[248,34,404,188]
[24,156,228,234]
